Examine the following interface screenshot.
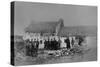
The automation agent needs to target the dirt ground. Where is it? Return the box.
[15,36,97,66]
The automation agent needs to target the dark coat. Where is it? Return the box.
[64,38,70,49]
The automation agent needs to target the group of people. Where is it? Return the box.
[44,38,60,50]
[25,35,85,57]
[25,39,39,57]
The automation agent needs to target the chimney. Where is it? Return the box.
[58,18,64,23]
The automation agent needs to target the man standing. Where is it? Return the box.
[31,39,39,57]
[50,39,53,50]
[36,39,39,56]
[64,37,71,50]
[44,39,48,50]
[71,37,75,48]
[57,38,61,50]
[25,39,30,56]
[53,38,57,50]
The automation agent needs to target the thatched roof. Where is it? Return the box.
[58,26,97,36]
[25,21,60,33]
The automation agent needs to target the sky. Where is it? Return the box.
[14,1,97,35]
